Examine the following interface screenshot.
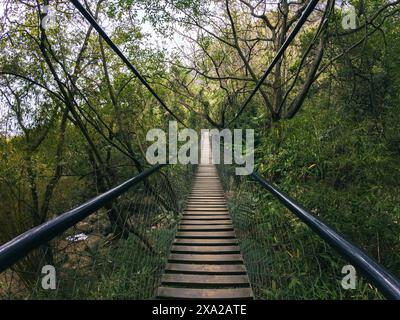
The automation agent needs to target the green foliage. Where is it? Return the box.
[246,67,400,299]
[1,0,399,300]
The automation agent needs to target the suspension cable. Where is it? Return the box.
[229,0,320,126]
[70,0,188,128]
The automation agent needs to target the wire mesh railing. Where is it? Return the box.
[217,164,400,300]
[0,164,195,299]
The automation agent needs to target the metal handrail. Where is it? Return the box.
[251,171,400,300]
[0,164,165,273]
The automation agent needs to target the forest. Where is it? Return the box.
[0,0,399,300]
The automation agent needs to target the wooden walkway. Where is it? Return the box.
[157,133,253,299]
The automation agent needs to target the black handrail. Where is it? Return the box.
[0,164,165,273]
[251,171,400,300]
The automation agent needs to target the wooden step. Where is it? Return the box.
[181,216,231,220]
[176,231,235,238]
[171,245,240,253]
[180,219,232,225]
[184,212,229,216]
[186,204,227,208]
[182,214,231,218]
[178,225,233,231]
[188,196,226,199]
[164,263,246,274]
[161,274,250,286]
[157,159,253,299]
[183,214,230,218]
[185,211,228,215]
[185,208,228,211]
[157,287,253,299]
[173,238,238,245]
[182,217,231,221]
[168,253,243,263]
[186,201,226,204]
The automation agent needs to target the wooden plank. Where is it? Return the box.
[189,196,225,199]
[157,160,253,299]
[186,206,227,209]
[191,186,222,188]
[185,207,228,210]
[183,213,230,217]
[176,231,235,238]
[184,213,229,216]
[187,199,226,201]
[186,204,226,207]
[193,183,221,185]
[181,216,231,220]
[194,177,219,179]
[192,186,224,192]
[164,263,246,274]
[168,253,243,263]
[173,238,238,245]
[179,223,233,228]
[157,287,253,299]
[186,201,226,204]
[191,187,222,188]
[178,225,233,231]
[185,209,228,212]
[190,190,223,192]
[191,189,223,191]
[191,190,223,192]
[186,205,227,207]
[195,175,219,177]
[187,198,226,201]
[188,196,225,199]
[190,192,223,194]
[183,209,230,217]
[190,188,224,196]
[182,214,230,218]
[161,274,249,286]
[171,245,240,253]
[180,219,233,225]
[186,204,227,207]
[184,210,229,213]
[185,201,227,204]
[190,194,225,196]
[182,216,231,220]
[187,197,225,199]
[189,194,225,199]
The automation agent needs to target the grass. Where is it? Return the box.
[220,172,385,300]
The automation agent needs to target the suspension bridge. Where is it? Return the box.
[157,134,253,299]
[0,0,400,300]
